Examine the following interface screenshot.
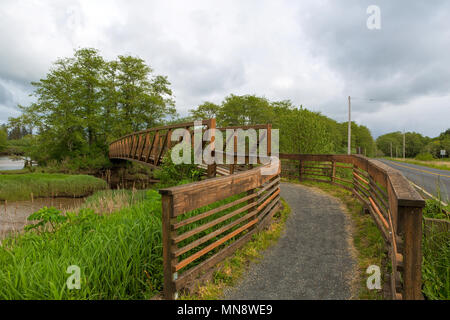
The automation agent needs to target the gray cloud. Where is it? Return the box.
[0,82,13,106]
[300,1,450,104]
[0,0,448,138]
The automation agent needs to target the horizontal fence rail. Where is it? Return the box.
[108,119,218,177]
[279,153,425,300]
[159,159,281,299]
[109,120,273,179]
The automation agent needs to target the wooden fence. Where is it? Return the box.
[109,122,426,300]
[279,153,425,300]
[159,158,281,299]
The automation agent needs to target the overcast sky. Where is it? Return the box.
[0,0,449,137]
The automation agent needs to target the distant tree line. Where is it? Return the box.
[376,129,450,159]
[188,94,376,156]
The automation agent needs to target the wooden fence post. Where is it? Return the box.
[299,160,303,181]
[397,205,423,300]
[331,160,336,183]
[207,119,217,178]
[162,193,177,300]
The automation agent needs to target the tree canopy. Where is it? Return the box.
[8,48,176,167]
[189,94,376,156]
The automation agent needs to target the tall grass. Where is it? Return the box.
[0,173,108,201]
[422,196,450,300]
[0,189,163,299]
[422,229,450,300]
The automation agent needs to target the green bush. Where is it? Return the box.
[423,199,449,220]
[153,149,204,187]
[415,153,435,161]
[25,206,68,233]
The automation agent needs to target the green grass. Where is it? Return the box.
[0,173,108,201]
[0,189,163,299]
[422,227,450,300]
[0,179,288,300]
[422,198,450,300]
[423,198,450,220]
[0,168,31,175]
[385,157,450,171]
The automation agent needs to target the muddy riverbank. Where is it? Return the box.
[0,197,85,238]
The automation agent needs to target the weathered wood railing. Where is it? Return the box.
[159,158,281,299]
[109,120,273,179]
[109,119,217,175]
[279,153,425,300]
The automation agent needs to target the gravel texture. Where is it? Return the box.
[223,182,356,300]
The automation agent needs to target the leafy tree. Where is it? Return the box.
[0,125,7,152]
[217,94,274,126]
[277,106,335,154]
[113,55,175,135]
[190,94,376,156]
[8,48,176,167]
[376,132,403,157]
[376,131,430,158]
[189,102,220,120]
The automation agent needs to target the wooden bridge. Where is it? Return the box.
[109,119,425,300]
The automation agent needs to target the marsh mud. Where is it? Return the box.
[0,197,85,238]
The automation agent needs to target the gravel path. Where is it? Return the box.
[223,183,357,300]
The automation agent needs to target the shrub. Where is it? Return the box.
[415,153,435,161]
[423,199,449,220]
[153,149,204,187]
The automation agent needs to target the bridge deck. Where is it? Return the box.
[223,183,357,299]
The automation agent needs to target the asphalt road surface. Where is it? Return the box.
[378,159,450,203]
[223,183,356,300]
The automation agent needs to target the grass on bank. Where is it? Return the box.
[0,173,108,201]
[0,177,287,300]
[422,198,450,300]
[422,227,450,300]
[0,189,163,299]
[283,178,386,300]
[179,198,291,300]
[385,157,450,171]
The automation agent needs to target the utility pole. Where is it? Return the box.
[348,96,351,155]
[403,130,406,160]
[390,142,393,158]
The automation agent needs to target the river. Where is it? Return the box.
[0,156,86,238]
[0,156,25,171]
[0,197,85,238]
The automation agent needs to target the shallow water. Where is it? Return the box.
[0,156,25,171]
[0,197,85,238]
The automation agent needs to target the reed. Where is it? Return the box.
[0,173,108,201]
[0,189,163,299]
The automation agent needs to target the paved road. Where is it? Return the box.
[378,159,450,202]
[223,183,356,300]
